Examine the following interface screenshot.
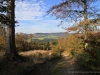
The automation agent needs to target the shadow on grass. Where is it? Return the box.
[0,50,61,75]
[26,57,62,75]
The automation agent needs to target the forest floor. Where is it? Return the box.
[0,50,93,75]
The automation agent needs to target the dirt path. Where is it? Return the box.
[26,55,78,75]
[62,55,81,75]
[63,55,76,75]
[60,55,91,75]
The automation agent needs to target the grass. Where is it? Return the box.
[0,50,59,75]
[0,50,82,75]
[27,57,62,75]
[50,61,66,75]
[33,35,58,40]
[19,50,54,63]
[26,53,76,75]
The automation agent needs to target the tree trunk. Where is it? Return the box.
[83,0,88,48]
[5,0,19,60]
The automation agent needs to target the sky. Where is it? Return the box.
[15,0,100,34]
[15,0,65,34]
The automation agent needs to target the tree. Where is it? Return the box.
[0,24,6,36]
[0,0,11,24]
[5,0,19,60]
[15,33,29,51]
[0,0,19,59]
[47,0,100,48]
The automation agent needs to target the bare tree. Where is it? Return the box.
[47,0,100,48]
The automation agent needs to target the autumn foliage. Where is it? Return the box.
[15,33,53,51]
[59,32,100,71]
[15,33,33,51]
[51,37,65,57]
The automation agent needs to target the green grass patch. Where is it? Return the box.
[50,60,66,75]
[34,35,58,40]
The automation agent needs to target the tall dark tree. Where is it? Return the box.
[5,0,19,59]
[47,0,100,48]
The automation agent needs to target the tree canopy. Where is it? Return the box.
[47,0,100,33]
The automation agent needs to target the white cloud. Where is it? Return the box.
[16,25,65,33]
[15,19,66,33]
[15,0,46,20]
[15,0,66,33]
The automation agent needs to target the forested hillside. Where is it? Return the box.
[33,32,65,38]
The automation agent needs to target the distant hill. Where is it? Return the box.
[34,32,63,37]
[32,32,72,39]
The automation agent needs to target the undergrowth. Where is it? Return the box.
[67,32,100,71]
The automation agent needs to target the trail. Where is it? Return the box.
[63,55,77,75]
[19,51,90,75]
[27,54,87,75]
[61,54,91,75]
[0,50,93,75]
[21,51,90,75]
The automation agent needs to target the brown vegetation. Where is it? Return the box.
[0,50,58,75]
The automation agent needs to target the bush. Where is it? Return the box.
[15,33,31,52]
[52,46,64,57]
[64,34,84,56]
[77,48,100,71]
[76,32,100,71]
[62,32,100,71]
[51,37,65,57]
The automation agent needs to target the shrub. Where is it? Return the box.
[15,33,30,52]
[76,32,100,71]
[61,32,100,71]
[51,37,65,57]
[52,46,64,57]
[77,48,100,71]
[64,34,84,56]
[67,32,100,71]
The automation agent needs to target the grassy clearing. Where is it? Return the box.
[0,50,84,75]
[0,50,59,75]
[19,50,55,63]
[27,54,76,75]
[28,57,62,75]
